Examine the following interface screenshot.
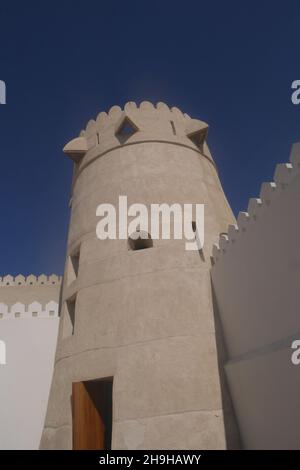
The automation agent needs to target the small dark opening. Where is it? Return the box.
[70,251,79,277]
[192,221,205,261]
[188,131,205,152]
[128,231,153,251]
[170,120,176,135]
[69,247,80,282]
[67,297,76,335]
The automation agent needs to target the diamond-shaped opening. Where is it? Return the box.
[116,117,138,143]
[187,130,206,152]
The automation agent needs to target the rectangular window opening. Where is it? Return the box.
[68,246,80,284]
[64,295,76,336]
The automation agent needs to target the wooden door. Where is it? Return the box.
[72,381,105,450]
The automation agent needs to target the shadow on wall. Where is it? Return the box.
[211,280,242,450]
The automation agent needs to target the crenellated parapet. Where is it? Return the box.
[0,300,59,319]
[212,142,300,263]
[210,142,300,449]
[63,101,214,177]
[0,274,62,287]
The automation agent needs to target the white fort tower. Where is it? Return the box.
[40,101,238,450]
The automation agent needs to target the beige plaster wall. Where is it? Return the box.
[41,102,238,449]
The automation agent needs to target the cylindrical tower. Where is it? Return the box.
[40,101,237,450]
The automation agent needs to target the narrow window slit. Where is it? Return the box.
[170,120,176,135]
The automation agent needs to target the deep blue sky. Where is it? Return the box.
[0,0,299,276]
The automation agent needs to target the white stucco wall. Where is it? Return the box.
[211,143,300,449]
[0,276,60,449]
[0,316,59,449]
